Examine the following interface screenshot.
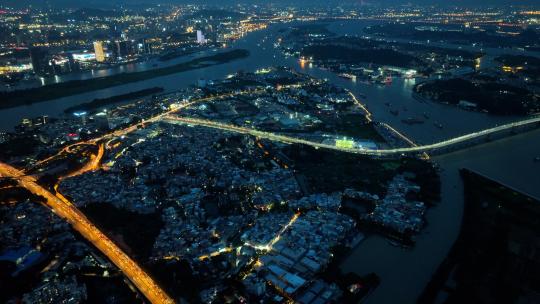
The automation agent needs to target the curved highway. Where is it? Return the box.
[163,114,540,156]
[0,163,174,304]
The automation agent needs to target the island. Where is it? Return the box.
[63,87,165,114]
[414,78,540,115]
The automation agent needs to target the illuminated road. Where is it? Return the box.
[163,115,540,157]
[348,91,373,123]
[29,90,266,171]
[0,163,175,304]
[65,143,105,178]
[91,89,266,144]
[29,142,98,173]
[6,90,266,304]
[243,213,300,252]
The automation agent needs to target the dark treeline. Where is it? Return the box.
[415,78,539,115]
[302,44,421,68]
[64,87,164,113]
[365,23,540,48]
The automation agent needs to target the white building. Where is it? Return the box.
[196,30,206,44]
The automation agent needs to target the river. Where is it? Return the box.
[340,128,540,304]
[328,20,540,304]
[1,19,539,304]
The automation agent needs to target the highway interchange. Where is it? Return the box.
[0,162,175,304]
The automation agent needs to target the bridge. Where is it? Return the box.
[163,114,540,157]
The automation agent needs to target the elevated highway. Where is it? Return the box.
[2,90,267,304]
[0,163,175,304]
[163,115,540,157]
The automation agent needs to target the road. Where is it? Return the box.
[0,162,175,304]
[92,89,267,143]
[4,90,267,304]
[64,143,105,178]
[14,87,540,303]
[162,114,540,157]
[32,89,268,170]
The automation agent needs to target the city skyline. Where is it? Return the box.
[2,0,540,8]
[0,2,539,304]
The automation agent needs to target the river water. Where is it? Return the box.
[1,19,539,304]
[328,20,540,304]
[40,47,224,85]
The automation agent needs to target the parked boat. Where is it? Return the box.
[339,73,356,80]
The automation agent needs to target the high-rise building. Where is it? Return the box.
[29,47,49,75]
[114,40,133,59]
[73,111,87,125]
[142,38,162,54]
[93,112,110,130]
[197,30,206,44]
[93,41,105,62]
[49,54,72,74]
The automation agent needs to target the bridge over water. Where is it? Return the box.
[163,115,540,158]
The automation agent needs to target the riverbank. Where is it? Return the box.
[0,49,249,109]
[414,78,539,116]
[418,168,540,304]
